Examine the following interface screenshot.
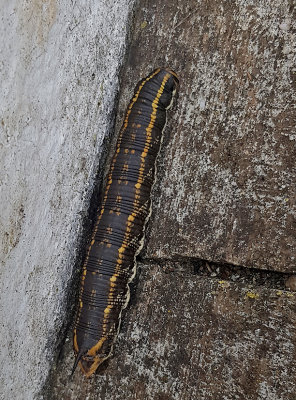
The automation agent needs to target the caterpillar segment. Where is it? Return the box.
[73,68,179,377]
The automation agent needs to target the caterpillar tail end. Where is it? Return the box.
[71,351,105,378]
[79,355,104,378]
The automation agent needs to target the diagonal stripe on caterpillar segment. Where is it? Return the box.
[72,68,179,378]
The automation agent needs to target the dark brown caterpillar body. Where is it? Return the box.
[73,68,179,377]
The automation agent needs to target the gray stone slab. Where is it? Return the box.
[117,0,296,272]
[0,1,134,398]
[46,263,296,400]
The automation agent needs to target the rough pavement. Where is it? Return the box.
[46,1,296,398]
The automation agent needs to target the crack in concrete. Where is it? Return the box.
[139,255,293,291]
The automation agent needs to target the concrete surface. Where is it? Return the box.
[0,1,134,399]
[121,0,295,272]
[47,263,296,400]
[2,0,295,399]
[46,1,296,398]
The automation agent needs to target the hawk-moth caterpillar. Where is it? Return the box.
[73,68,179,377]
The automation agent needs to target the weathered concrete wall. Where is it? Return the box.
[4,0,295,398]
[137,0,295,272]
[48,263,296,400]
[0,1,134,398]
[46,0,296,399]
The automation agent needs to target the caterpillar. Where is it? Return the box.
[72,68,179,377]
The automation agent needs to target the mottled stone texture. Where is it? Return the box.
[47,263,296,400]
[14,0,296,398]
[117,0,295,272]
[0,1,134,399]
[45,0,296,398]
